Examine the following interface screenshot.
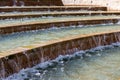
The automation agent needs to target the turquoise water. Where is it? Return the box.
[41,47,120,80]
[0,24,120,52]
[5,44,120,80]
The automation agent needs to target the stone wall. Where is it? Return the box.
[0,0,64,6]
[62,0,120,10]
[0,0,120,11]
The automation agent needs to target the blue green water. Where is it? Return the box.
[0,24,120,52]
[5,44,120,80]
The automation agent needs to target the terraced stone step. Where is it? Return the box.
[0,11,120,20]
[0,24,120,52]
[0,6,107,12]
[0,15,119,34]
[0,29,120,77]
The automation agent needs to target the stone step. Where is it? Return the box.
[0,30,120,78]
[0,16,119,34]
[0,6,107,12]
[0,11,120,20]
[0,24,120,53]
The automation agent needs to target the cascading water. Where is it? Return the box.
[0,24,120,52]
[13,0,17,6]
[0,2,120,79]
[0,59,5,78]
[3,42,120,80]
[19,1,24,6]
[0,25,120,79]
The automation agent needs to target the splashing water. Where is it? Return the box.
[19,1,24,7]
[3,43,120,80]
[12,0,17,6]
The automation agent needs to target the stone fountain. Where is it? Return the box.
[0,0,120,79]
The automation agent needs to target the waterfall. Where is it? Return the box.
[19,1,25,6]
[0,59,5,78]
[13,0,17,6]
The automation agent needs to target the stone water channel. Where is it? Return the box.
[0,15,119,26]
[0,24,120,53]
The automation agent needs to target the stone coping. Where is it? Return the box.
[0,30,120,59]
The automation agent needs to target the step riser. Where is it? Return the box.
[0,19,118,34]
[1,13,120,20]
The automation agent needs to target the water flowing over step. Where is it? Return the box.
[0,4,118,79]
[0,11,120,20]
[0,24,120,77]
[0,15,119,34]
[0,6,107,12]
[0,24,120,52]
[4,45,120,80]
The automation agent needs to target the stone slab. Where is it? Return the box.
[0,11,120,19]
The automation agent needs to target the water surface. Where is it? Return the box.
[0,24,120,52]
[0,15,119,26]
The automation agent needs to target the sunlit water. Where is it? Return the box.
[0,24,120,52]
[0,15,119,26]
[4,43,120,80]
